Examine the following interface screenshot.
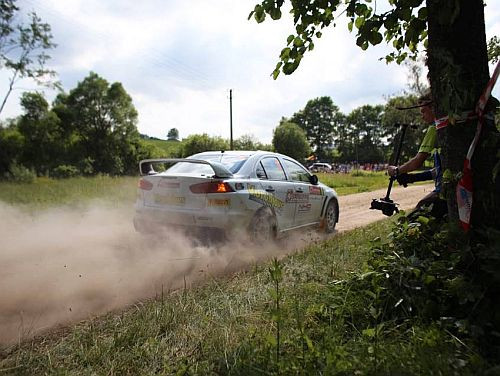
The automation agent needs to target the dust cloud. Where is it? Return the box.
[0,202,313,346]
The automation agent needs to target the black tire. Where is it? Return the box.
[324,200,338,233]
[249,209,276,244]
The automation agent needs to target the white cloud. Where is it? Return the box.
[2,0,499,143]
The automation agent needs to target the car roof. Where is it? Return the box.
[190,150,310,174]
[192,150,264,157]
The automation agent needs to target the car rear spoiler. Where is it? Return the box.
[139,158,233,178]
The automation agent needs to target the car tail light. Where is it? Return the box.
[138,178,153,190]
[189,181,234,194]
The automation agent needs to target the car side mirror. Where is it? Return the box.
[309,174,318,185]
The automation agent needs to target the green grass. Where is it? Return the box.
[0,176,138,209]
[143,139,183,157]
[317,170,390,195]
[0,219,480,375]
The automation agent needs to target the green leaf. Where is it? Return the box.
[280,47,291,59]
[308,42,314,51]
[304,335,314,351]
[266,334,277,346]
[417,216,429,225]
[287,34,295,44]
[270,8,282,20]
[362,328,376,337]
[283,60,300,75]
[417,7,427,20]
[424,275,436,285]
[272,68,280,80]
[254,5,266,23]
[348,21,353,32]
[369,31,383,45]
[399,7,412,22]
[293,37,303,47]
[355,16,365,29]
[315,31,322,38]
[355,3,368,16]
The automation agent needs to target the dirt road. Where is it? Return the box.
[0,184,433,345]
[337,183,434,232]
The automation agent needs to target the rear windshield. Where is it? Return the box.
[166,154,250,175]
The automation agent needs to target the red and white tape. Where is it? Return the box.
[457,61,499,231]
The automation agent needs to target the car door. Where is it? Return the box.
[281,158,324,226]
[255,156,296,231]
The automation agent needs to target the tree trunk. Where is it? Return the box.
[426,0,500,230]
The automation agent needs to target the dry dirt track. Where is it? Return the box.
[336,183,434,232]
[0,184,434,345]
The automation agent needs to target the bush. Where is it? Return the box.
[76,157,94,175]
[337,211,500,365]
[52,165,79,179]
[5,162,36,183]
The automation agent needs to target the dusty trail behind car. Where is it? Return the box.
[0,184,432,346]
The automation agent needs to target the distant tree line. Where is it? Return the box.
[272,91,430,165]
[0,77,430,180]
[0,72,157,179]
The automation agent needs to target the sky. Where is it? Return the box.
[1,0,499,144]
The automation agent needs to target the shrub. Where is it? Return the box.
[52,165,79,178]
[338,211,500,364]
[76,157,94,175]
[5,162,36,183]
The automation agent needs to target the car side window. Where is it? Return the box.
[260,157,286,181]
[282,159,311,183]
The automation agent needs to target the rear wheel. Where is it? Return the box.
[324,200,338,233]
[249,209,276,244]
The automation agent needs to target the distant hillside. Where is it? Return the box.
[140,136,183,157]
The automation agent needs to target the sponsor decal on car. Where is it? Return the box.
[298,203,312,212]
[207,198,231,207]
[285,189,309,203]
[158,180,180,189]
[309,186,324,195]
[154,194,186,206]
[248,188,284,209]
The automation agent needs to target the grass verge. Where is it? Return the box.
[0,176,138,209]
[0,218,481,375]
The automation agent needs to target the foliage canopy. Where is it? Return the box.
[272,121,310,161]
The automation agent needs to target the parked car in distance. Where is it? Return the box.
[309,162,332,172]
[134,151,339,243]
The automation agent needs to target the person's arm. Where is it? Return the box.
[388,152,429,177]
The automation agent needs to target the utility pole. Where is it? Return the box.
[229,89,233,150]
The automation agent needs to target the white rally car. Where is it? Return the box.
[134,151,339,243]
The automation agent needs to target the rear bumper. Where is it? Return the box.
[133,206,252,234]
